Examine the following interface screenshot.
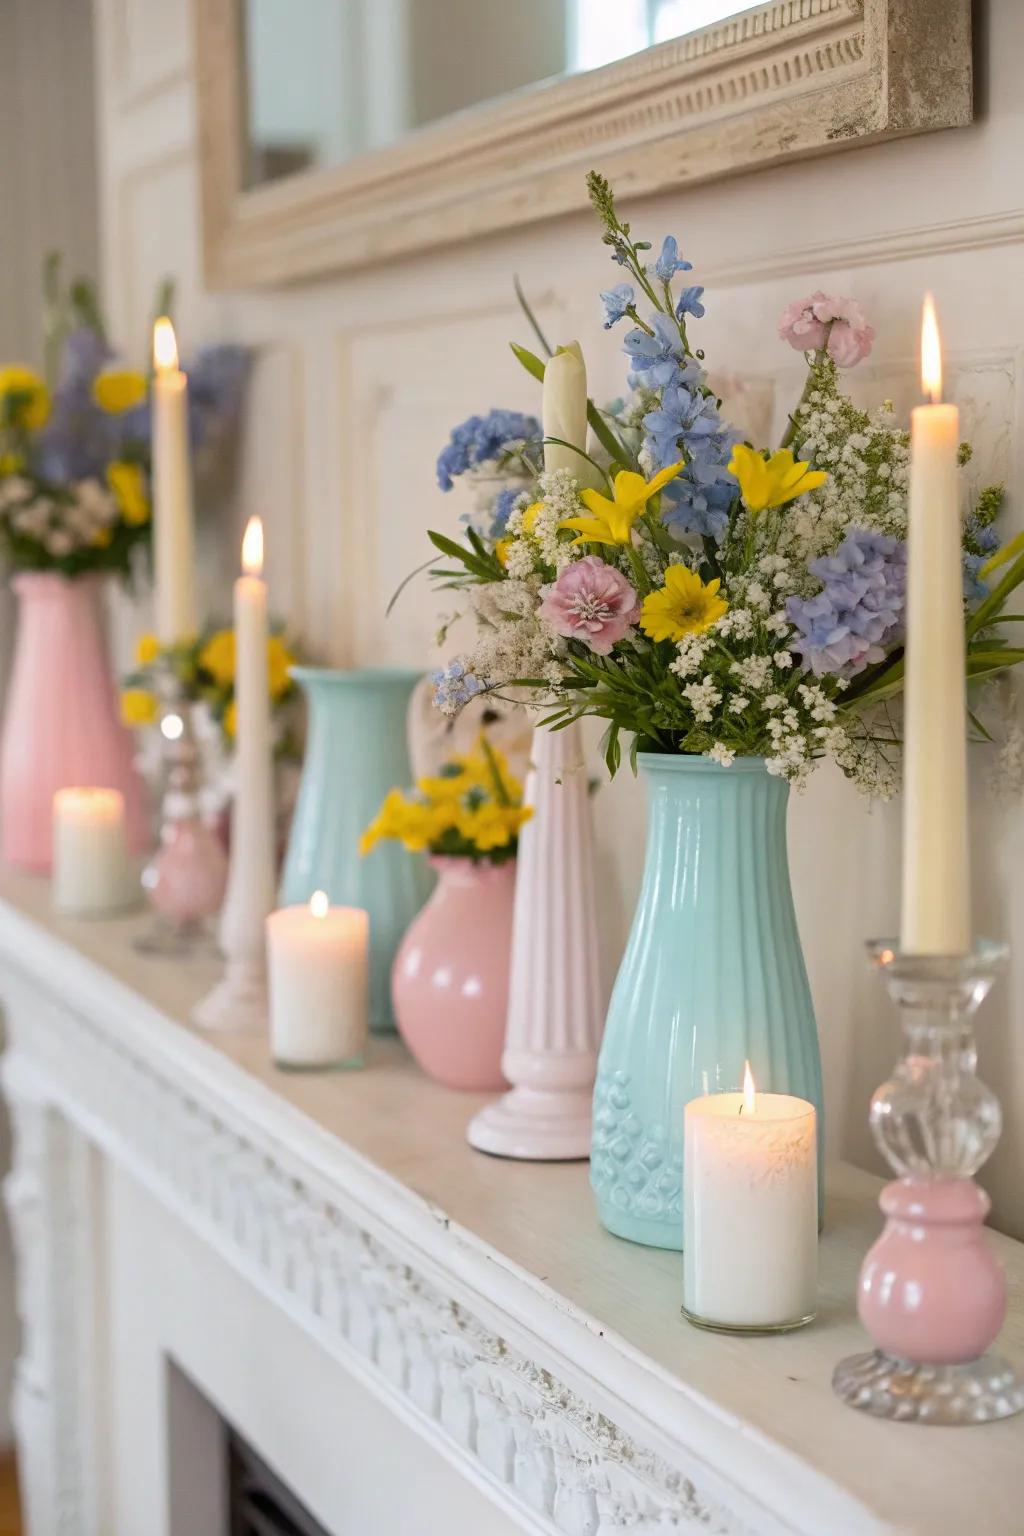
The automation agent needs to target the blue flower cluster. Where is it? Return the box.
[431,660,485,714]
[787,529,907,678]
[436,409,542,493]
[34,328,249,486]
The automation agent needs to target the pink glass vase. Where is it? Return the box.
[0,572,148,871]
[391,856,515,1092]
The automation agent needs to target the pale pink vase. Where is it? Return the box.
[391,856,515,1092]
[0,572,148,871]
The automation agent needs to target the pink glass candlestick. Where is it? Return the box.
[833,942,1024,1425]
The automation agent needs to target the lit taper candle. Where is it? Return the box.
[152,317,198,645]
[900,296,970,955]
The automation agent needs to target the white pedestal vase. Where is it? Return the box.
[467,720,603,1160]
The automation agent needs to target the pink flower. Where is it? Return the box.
[538,556,640,655]
[778,291,875,367]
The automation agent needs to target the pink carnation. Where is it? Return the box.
[538,556,640,656]
[778,291,874,367]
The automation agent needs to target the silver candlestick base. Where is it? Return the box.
[833,941,1024,1425]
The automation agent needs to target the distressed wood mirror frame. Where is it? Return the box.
[194,0,972,289]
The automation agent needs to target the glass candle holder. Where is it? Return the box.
[832,941,1024,1424]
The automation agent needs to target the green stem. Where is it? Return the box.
[779,327,832,451]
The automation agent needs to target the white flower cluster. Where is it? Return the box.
[0,475,120,558]
[462,576,564,700]
[504,468,579,575]
[781,366,911,576]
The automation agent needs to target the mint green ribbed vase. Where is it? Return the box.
[591,754,824,1250]
[280,668,432,1034]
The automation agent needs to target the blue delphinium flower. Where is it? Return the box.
[436,409,542,492]
[600,283,635,329]
[661,455,738,542]
[623,314,697,389]
[676,285,706,320]
[649,236,692,283]
[187,344,250,449]
[431,660,485,715]
[490,486,519,537]
[963,553,989,605]
[788,529,907,678]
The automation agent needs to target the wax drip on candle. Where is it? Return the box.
[153,315,179,372]
[921,293,942,403]
[242,515,264,576]
[310,889,329,920]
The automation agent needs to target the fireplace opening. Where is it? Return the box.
[228,1431,331,1536]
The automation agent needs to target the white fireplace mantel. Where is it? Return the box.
[0,868,1022,1536]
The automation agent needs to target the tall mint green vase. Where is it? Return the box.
[281,668,432,1034]
[591,754,823,1250]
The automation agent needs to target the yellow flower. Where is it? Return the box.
[90,525,113,549]
[200,629,236,686]
[728,444,826,516]
[495,539,511,568]
[120,688,158,727]
[561,464,683,546]
[136,632,161,666]
[0,451,24,475]
[92,369,147,415]
[107,460,150,526]
[223,699,237,739]
[267,634,296,699]
[0,366,50,431]
[640,566,728,643]
[521,501,542,535]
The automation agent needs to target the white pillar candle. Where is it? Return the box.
[900,295,970,956]
[217,515,276,979]
[52,787,133,917]
[267,893,369,1068]
[683,1066,817,1331]
[152,316,198,645]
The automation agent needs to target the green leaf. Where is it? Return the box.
[426,530,495,579]
[510,342,545,383]
[513,277,553,358]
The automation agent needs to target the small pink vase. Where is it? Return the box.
[0,572,148,871]
[392,856,515,1091]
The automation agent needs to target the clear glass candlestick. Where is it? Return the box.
[134,684,227,956]
[833,940,1024,1425]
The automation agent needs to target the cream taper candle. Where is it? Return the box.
[52,787,133,917]
[152,317,198,645]
[683,1066,817,1331]
[267,892,369,1068]
[900,295,970,955]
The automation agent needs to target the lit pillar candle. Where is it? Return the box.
[52,787,133,917]
[218,515,276,980]
[267,892,369,1068]
[900,295,971,955]
[152,316,198,645]
[683,1066,817,1331]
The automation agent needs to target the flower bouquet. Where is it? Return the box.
[362,739,531,1090]
[0,257,249,871]
[422,173,1024,1246]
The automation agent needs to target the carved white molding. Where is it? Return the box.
[0,958,842,1536]
[192,0,973,285]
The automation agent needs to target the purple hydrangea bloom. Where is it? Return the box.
[788,529,907,678]
[436,409,542,492]
[963,553,989,605]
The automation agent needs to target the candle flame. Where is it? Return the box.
[920,293,942,404]
[160,712,184,741]
[742,1060,756,1115]
[310,890,329,919]
[241,515,264,576]
[153,316,179,372]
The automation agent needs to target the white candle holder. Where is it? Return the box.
[832,941,1024,1425]
[467,720,604,1161]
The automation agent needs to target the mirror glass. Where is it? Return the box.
[241,0,764,189]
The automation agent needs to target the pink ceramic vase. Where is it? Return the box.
[391,856,515,1091]
[0,572,148,871]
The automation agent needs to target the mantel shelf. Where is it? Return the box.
[0,866,1021,1536]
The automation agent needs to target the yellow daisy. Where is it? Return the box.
[107,461,150,525]
[640,566,728,643]
[120,688,158,727]
[92,369,147,415]
[0,366,50,431]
